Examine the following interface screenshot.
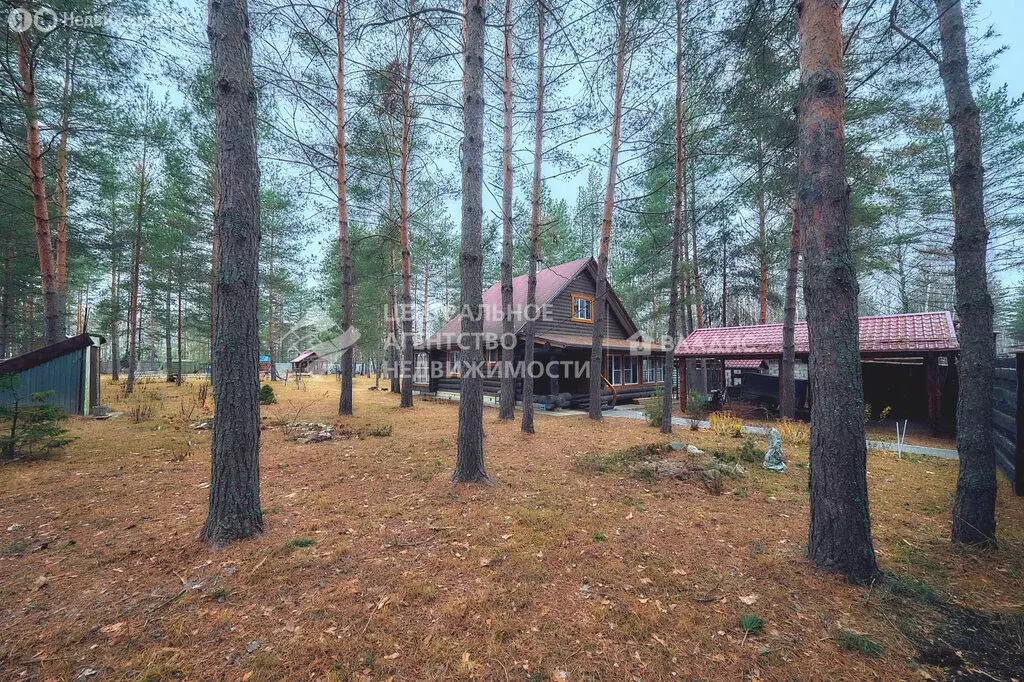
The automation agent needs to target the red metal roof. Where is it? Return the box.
[674,312,958,358]
[724,359,765,370]
[290,350,317,364]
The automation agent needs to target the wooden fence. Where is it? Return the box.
[993,352,1023,496]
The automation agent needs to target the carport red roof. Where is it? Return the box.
[674,312,958,358]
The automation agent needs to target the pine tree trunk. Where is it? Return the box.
[522,2,545,434]
[689,156,703,329]
[398,15,415,409]
[1,255,9,359]
[201,0,263,547]
[498,0,516,422]
[934,0,996,544]
[388,248,401,394]
[267,233,275,381]
[663,0,686,434]
[680,134,692,337]
[756,137,768,325]
[125,140,147,395]
[210,159,219,366]
[422,261,429,338]
[589,0,627,420]
[177,246,183,386]
[16,33,61,346]
[452,0,489,484]
[165,285,173,381]
[779,204,799,419]
[721,231,727,326]
[336,0,354,415]
[55,45,77,336]
[110,259,119,381]
[797,0,878,583]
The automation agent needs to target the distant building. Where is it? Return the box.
[0,334,106,416]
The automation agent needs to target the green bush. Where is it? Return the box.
[685,391,708,418]
[736,437,761,463]
[259,384,277,405]
[0,376,72,460]
[641,389,663,427]
[739,613,764,634]
[834,630,882,657]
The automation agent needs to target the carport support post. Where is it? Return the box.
[925,353,941,435]
[678,356,687,411]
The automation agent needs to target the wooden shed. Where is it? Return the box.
[289,350,318,374]
[0,334,106,416]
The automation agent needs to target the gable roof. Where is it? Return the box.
[290,350,318,364]
[674,312,958,358]
[423,257,642,348]
[0,334,105,377]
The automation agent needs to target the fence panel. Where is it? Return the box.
[993,354,1022,496]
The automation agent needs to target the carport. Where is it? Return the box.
[673,312,960,433]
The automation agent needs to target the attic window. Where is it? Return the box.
[571,293,594,323]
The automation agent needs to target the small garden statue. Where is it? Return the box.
[762,428,786,472]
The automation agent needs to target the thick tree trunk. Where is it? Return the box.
[588,0,627,420]
[336,0,354,414]
[201,0,263,547]
[498,0,516,422]
[797,0,878,583]
[16,34,61,346]
[934,0,996,544]
[522,2,545,435]
[125,140,147,395]
[399,16,415,408]
[452,0,489,484]
[779,204,799,419]
[663,0,686,434]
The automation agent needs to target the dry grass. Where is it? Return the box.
[709,412,745,439]
[773,418,810,446]
[0,375,1022,681]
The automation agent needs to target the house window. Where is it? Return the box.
[570,293,594,323]
[446,350,461,376]
[414,353,430,384]
[643,357,665,384]
[623,356,639,385]
[607,355,640,386]
[608,355,622,386]
[486,347,499,367]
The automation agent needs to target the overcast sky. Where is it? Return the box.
[980,0,1024,102]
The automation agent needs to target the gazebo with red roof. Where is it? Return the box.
[673,312,960,432]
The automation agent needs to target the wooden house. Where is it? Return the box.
[414,257,664,410]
